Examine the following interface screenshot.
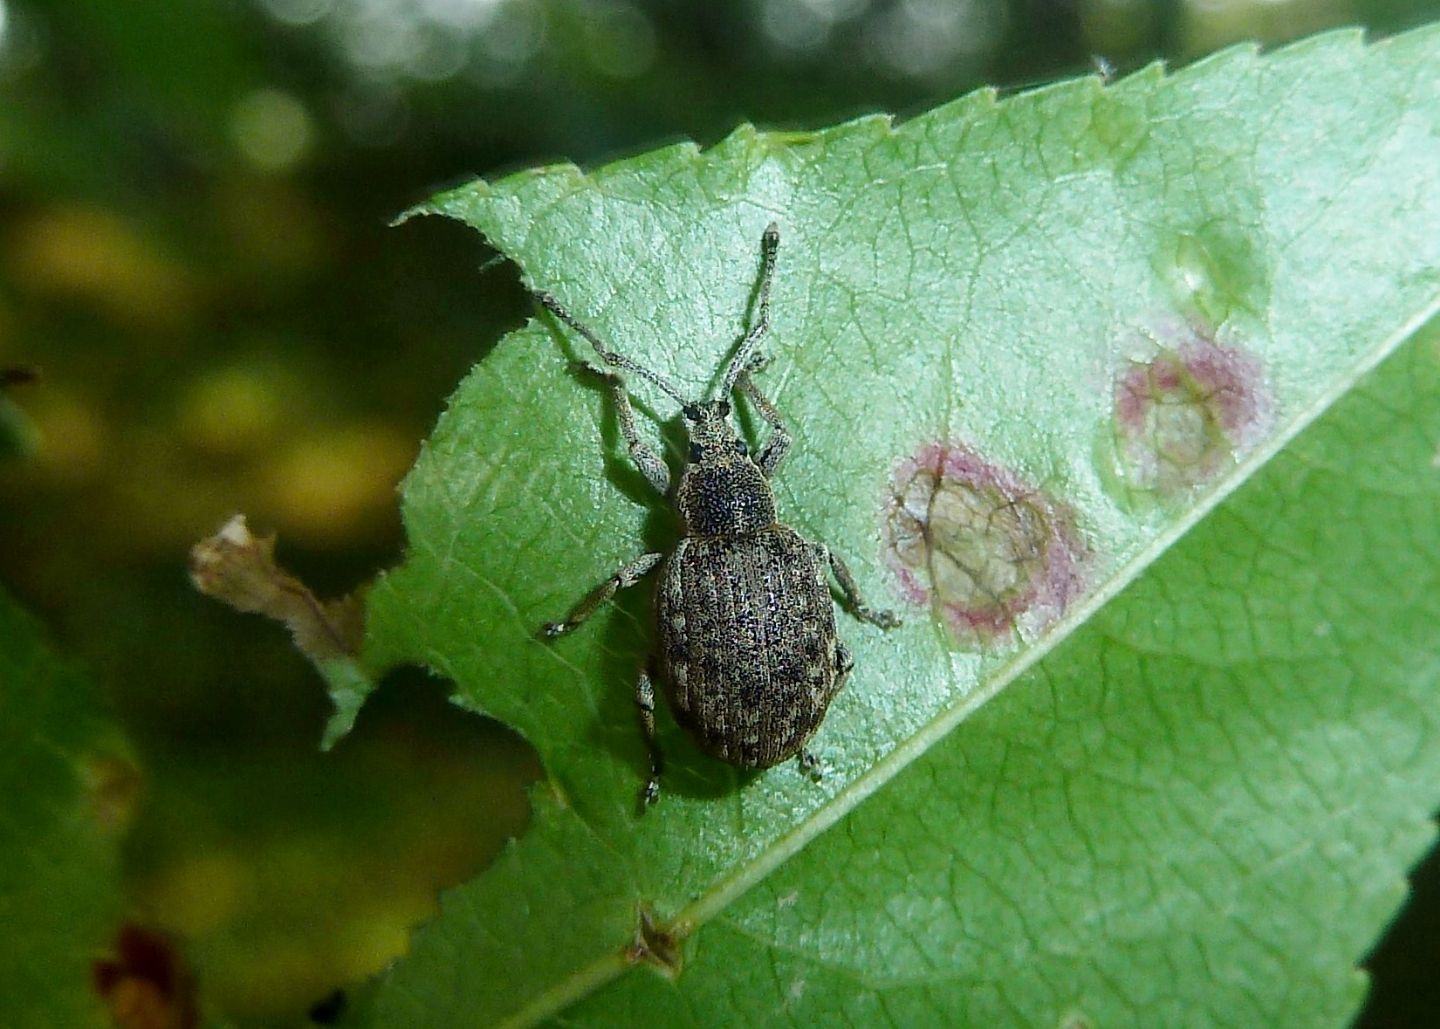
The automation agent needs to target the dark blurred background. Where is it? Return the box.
[2,0,1437,1023]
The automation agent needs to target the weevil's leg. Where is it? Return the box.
[720,223,780,395]
[541,551,663,638]
[797,748,823,783]
[736,369,791,478]
[636,667,663,809]
[575,363,671,495]
[818,545,902,629]
[835,638,854,680]
[534,291,687,405]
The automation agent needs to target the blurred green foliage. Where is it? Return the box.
[0,588,125,1027]
[4,0,1440,1023]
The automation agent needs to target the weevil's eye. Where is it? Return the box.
[734,439,748,456]
[682,404,702,421]
[717,400,731,417]
[689,443,704,463]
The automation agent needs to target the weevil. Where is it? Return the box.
[535,223,899,807]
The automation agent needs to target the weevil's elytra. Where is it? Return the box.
[535,224,899,808]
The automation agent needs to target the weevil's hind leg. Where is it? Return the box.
[575,364,671,495]
[736,369,792,478]
[636,667,664,809]
[818,545,902,629]
[541,551,663,638]
[793,640,850,789]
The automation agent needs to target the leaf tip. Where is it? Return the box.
[389,204,429,228]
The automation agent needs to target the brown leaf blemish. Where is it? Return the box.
[623,907,686,978]
[92,925,198,1029]
[884,443,1083,644]
[1111,334,1271,497]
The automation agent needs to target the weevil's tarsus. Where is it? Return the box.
[540,551,663,638]
[635,669,663,808]
[819,544,903,629]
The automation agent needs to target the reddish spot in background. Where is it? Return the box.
[92,925,198,1029]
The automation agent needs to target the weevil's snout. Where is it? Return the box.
[681,399,731,425]
[681,400,750,465]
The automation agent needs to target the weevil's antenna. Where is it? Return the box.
[719,222,780,399]
[534,290,688,404]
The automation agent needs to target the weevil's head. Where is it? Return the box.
[676,399,775,536]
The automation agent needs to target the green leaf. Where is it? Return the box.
[0,396,38,460]
[566,311,1440,1027]
[349,28,1440,1025]
[0,590,128,1028]
[0,369,40,460]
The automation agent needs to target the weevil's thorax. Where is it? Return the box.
[676,400,776,538]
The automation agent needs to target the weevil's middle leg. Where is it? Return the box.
[574,363,671,495]
[636,668,663,808]
[541,551,663,638]
[819,545,902,629]
[735,369,791,478]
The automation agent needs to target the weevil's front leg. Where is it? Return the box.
[535,289,685,400]
[573,364,671,496]
[818,545,902,629]
[636,667,663,808]
[722,223,780,379]
[541,551,663,638]
[736,369,792,478]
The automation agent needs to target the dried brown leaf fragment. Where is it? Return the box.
[189,514,363,662]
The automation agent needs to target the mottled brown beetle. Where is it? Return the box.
[535,223,899,807]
